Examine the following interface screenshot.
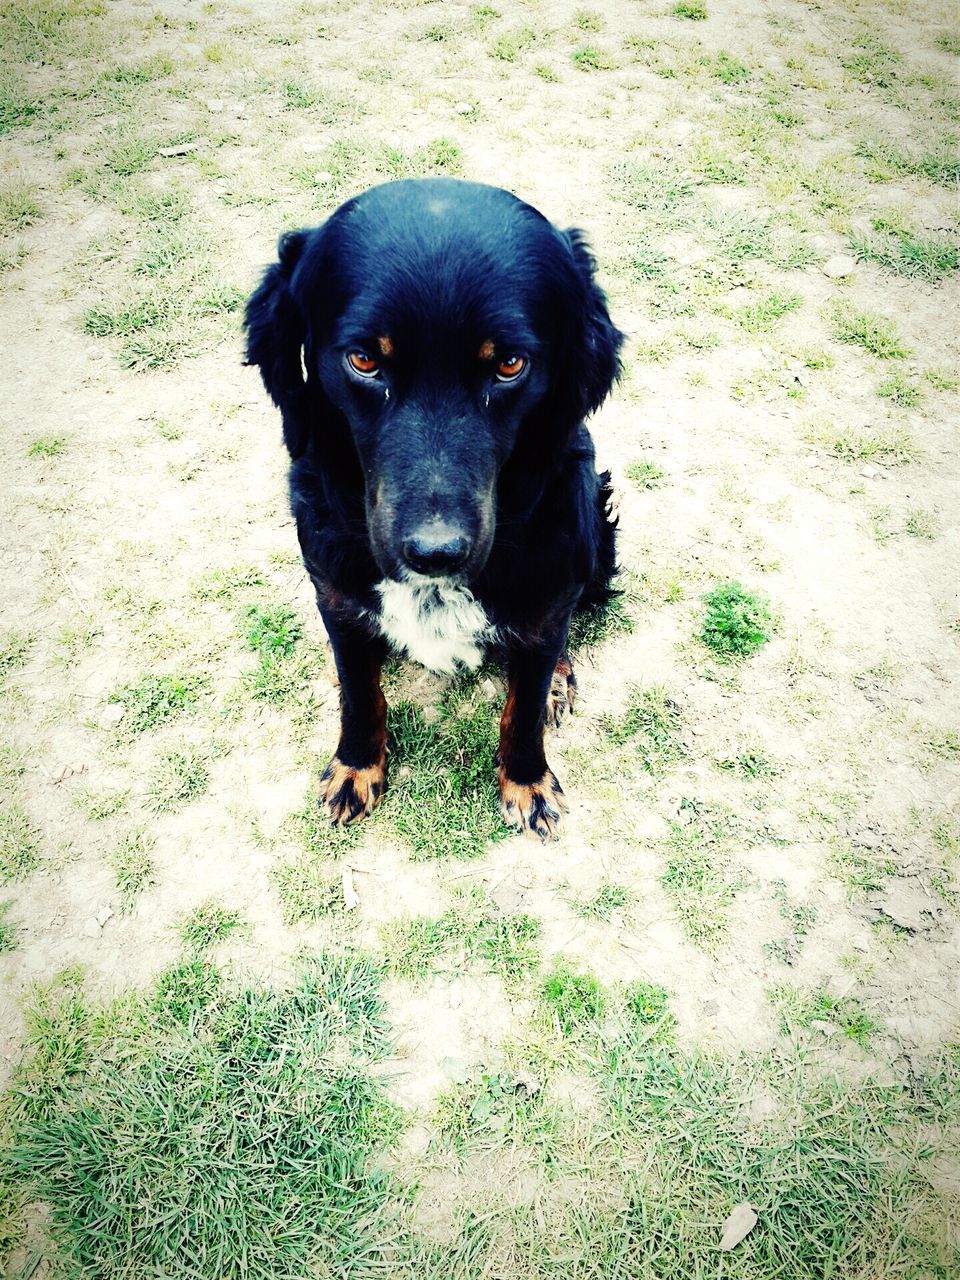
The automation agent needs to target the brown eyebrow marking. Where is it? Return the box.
[378,335,394,357]
[478,339,495,360]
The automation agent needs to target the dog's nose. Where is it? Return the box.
[402,526,471,576]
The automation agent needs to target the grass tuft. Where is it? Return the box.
[0,801,40,882]
[829,300,910,359]
[110,829,155,906]
[109,672,208,736]
[177,900,246,952]
[600,684,685,773]
[700,582,773,658]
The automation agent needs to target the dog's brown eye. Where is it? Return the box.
[347,351,379,377]
[496,355,526,382]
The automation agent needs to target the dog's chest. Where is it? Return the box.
[375,578,493,674]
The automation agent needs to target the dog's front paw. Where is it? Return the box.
[499,767,569,841]
[545,654,577,729]
[319,756,386,824]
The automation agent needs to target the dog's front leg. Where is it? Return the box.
[498,633,572,841]
[317,611,388,824]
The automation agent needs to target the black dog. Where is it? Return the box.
[245,178,623,840]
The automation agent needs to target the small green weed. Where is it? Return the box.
[770,984,878,1047]
[542,963,606,1035]
[73,786,127,820]
[829,837,896,896]
[877,370,924,407]
[763,880,818,965]
[600,684,685,774]
[851,227,959,282]
[0,801,40,882]
[715,745,778,779]
[0,180,41,234]
[384,698,507,860]
[145,748,209,813]
[1,631,33,679]
[567,882,633,921]
[271,796,359,924]
[904,508,939,541]
[27,436,64,458]
[193,564,265,601]
[700,582,773,658]
[673,1,707,18]
[623,981,675,1038]
[661,806,741,949]
[829,300,910,359]
[567,591,635,650]
[572,46,616,71]
[110,829,155,906]
[0,900,18,952]
[480,913,541,986]
[243,604,303,656]
[177,900,246,952]
[625,459,665,489]
[490,27,535,61]
[110,672,208,735]
[731,291,802,334]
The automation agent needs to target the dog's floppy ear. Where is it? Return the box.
[559,228,624,423]
[245,229,311,459]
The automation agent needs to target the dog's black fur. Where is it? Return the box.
[245,178,623,839]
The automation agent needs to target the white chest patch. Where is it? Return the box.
[375,576,493,674]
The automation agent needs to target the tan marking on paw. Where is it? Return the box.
[545,653,577,729]
[319,756,386,825]
[499,767,569,841]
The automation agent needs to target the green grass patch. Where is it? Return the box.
[192,563,266,601]
[661,805,742,949]
[672,1,707,18]
[145,747,209,813]
[381,889,541,989]
[490,26,536,61]
[829,300,910,359]
[730,291,802,333]
[109,672,209,736]
[177,900,247,952]
[542,962,606,1035]
[763,880,818,965]
[270,795,360,924]
[567,881,633,921]
[0,180,41,235]
[1,631,33,680]
[814,422,919,466]
[699,582,773,659]
[0,801,40,883]
[0,900,18,952]
[243,603,303,656]
[592,1036,956,1277]
[715,745,778,779]
[623,981,676,1039]
[625,459,665,489]
[73,786,127,821]
[383,696,507,860]
[572,46,616,71]
[851,226,959,282]
[27,435,65,458]
[600,684,685,773]
[109,828,155,906]
[877,370,925,407]
[3,954,400,1277]
[770,984,878,1047]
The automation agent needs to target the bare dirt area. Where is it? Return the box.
[1,1,959,1276]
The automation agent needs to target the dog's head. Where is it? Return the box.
[245,178,622,582]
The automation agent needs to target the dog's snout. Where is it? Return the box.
[402,525,471,576]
